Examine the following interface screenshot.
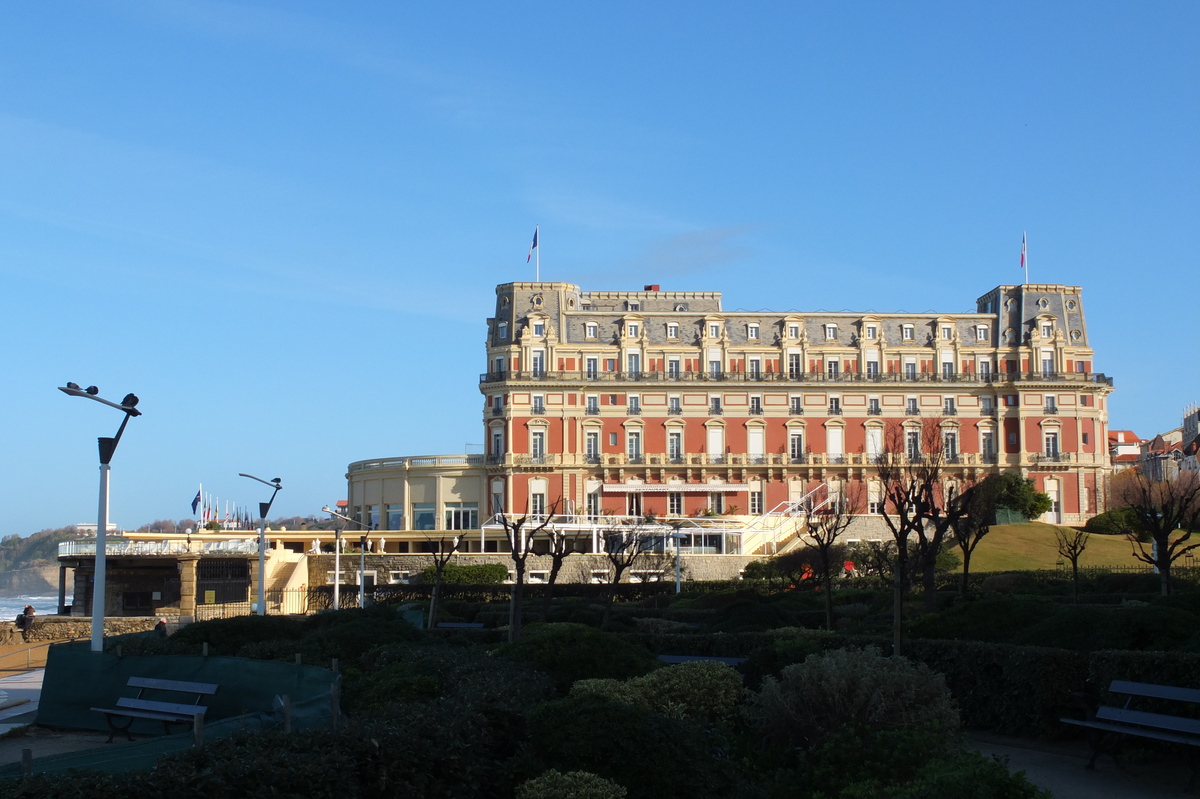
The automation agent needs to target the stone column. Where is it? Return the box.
[249,557,260,612]
[58,565,68,615]
[178,554,200,625]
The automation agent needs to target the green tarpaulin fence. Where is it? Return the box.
[1,639,338,778]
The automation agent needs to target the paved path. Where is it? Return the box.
[972,732,1194,799]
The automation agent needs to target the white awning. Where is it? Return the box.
[601,484,750,493]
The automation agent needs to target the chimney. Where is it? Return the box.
[644,284,661,291]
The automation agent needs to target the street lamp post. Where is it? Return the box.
[667,532,687,594]
[322,506,370,608]
[239,473,282,616]
[59,383,141,653]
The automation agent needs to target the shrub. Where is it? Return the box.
[907,596,1061,643]
[571,677,640,705]
[524,694,728,799]
[496,623,659,693]
[571,661,743,721]
[634,660,743,720]
[901,639,1085,737]
[1011,603,1200,652]
[168,614,306,656]
[744,647,958,748]
[354,642,553,717]
[1085,507,1142,537]
[422,562,509,584]
[517,770,628,799]
[739,635,823,689]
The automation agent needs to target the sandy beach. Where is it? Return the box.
[0,643,48,674]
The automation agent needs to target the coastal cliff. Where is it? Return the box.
[0,566,59,597]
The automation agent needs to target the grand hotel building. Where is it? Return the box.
[346,280,1113,553]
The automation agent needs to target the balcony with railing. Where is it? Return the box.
[480,368,1112,387]
[349,454,485,473]
[59,539,261,558]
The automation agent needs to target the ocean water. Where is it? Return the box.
[0,596,61,623]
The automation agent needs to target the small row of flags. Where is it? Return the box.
[190,485,259,530]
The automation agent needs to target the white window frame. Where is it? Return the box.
[747,323,759,340]
[585,322,598,339]
[824,324,838,340]
[667,323,679,339]
[902,324,914,341]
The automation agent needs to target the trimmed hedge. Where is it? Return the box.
[421,562,508,584]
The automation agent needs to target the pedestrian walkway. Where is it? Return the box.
[0,669,41,735]
[972,731,1194,799]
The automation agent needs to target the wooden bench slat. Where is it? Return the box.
[91,706,202,724]
[1061,718,1200,748]
[1108,680,1200,704]
[1096,705,1200,736]
[115,697,211,717]
[127,677,219,695]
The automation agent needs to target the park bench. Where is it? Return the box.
[658,654,747,667]
[1060,679,1200,776]
[91,677,219,742]
[435,622,485,629]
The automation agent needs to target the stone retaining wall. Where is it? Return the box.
[308,553,754,586]
[0,616,160,645]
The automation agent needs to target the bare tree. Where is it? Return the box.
[540,522,578,620]
[424,533,463,629]
[947,476,995,596]
[845,540,900,588]
[802,482,864,631]
[1053,526,1089,603]
[600,516,671,626]
[496,500,561,642]
[1110,469,1200,596]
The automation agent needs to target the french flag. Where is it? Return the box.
[527,226,538,263]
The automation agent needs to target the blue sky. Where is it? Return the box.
[1,2,1196,534]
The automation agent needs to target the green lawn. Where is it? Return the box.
[969,522,1143,572]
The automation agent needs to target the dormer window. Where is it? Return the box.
[533,322,545,337]
[941,326,952,340]
[627,301,640,312]
[788,324,800,339]
[902,324,914,341]
[824,324,838,340]
[865,325,877,339]
[1041,323,1053,338]
[709,323,721,337]
[975,325,989,341]
[747,323,759,340]
[627,323,639,337]
[667,323,679,339]
[498,322,508,339]
[585,322,598,339]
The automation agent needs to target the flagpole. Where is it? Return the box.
[535,224,540,282]
[1023,231,1029,286]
